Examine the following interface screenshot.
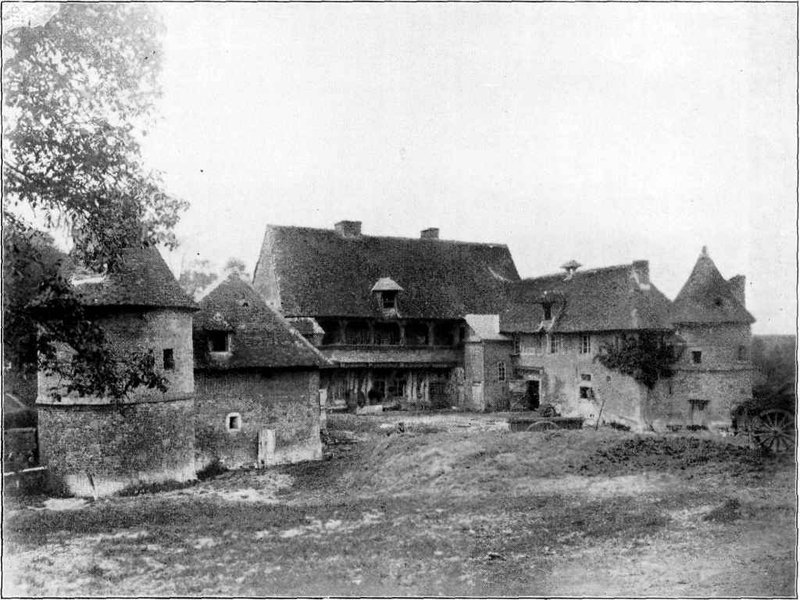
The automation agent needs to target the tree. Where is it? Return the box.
[222,257,249,281]
[3,4,185,399]
[179,259,218,300]
[595,333,679,389]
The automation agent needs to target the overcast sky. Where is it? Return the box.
[138,3,797,334]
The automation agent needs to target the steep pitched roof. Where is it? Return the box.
[70,246,196,310]
[501,263,673,333]
[671,248,755,325]
[194,274,328,370]
[254,225,520,319]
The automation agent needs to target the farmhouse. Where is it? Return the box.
[252,220,754,432]
[497,248,754,432]
[193,273,329,469]
[252,220,519,411]
[499,259,675,428]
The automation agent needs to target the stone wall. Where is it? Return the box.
[463,343,485,411]
[645,323,754,432]
[481,340,513,411]
[37,398,196,497]
[37,308,195,404]
[515,332,648,430]
[194,369,322,470]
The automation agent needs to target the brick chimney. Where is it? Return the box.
[334,220,362,237]
[728,275,746,307]
[632,260,650,289]
[420,228,439,240]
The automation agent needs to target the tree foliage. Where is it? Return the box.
[595,333,679,389]
[222,257,249,281]
[3,3,187,270]
[3,4,183,400]
[178,259,218,300]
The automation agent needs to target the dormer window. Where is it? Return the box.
[209,331,231,353]
[371,277,403,315]
[543,304,553,321]
[382,291,397,310]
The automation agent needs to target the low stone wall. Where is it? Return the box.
[37,398,196,497]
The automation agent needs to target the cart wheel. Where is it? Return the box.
[751,408,795,454]
[527,421,558,432]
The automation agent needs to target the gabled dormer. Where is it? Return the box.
[371,277,403,317]
[535,290,565,332]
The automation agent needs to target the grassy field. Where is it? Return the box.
[3,413,797,596]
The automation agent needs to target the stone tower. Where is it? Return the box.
[669,247,755,431]
[36,247,198,497]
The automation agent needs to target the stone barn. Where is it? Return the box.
[36,247,198,497]
[193,274,328,470]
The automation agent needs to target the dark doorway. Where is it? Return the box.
[526,380,540,410]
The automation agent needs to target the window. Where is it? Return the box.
[381,291,397,310]
[512,334,521,355]
[580,373,592,382]
[691,350,702,365]
[532,335,543,355]
[542,304,552,321]
[498,361,506,381]
[226,413,242,432]
[209,331,230,352]
[163,348,175,370]
[579,335,591,354]
[549,335,560,354]
[737,345,748,361]
[579,386,594,399]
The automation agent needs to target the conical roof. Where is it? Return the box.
[71,246,196,309]
[671,247,754,325]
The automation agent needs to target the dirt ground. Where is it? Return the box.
[3,412,797,597]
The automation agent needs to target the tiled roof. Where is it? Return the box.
[254,225,519,319]
[500,263,673,333]
[70,246,196,310]
[194,274,329,370]
[671,249,755,325]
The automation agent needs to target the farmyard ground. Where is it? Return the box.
[3,413,797,597]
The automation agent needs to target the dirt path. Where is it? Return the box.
[3,416,796,597]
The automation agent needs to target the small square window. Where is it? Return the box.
[209,331,230,352]
[163,348,175,371]
[691,350,702,365]
[579,386,594,399]
[226,413,242,432]
[580,373,592,382]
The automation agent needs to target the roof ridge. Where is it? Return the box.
[266,223,510,249]
[520,263,632,282]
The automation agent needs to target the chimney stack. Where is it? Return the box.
[420,227,439,240]
[632,260,650,289]
[728,275,746,307]
[334,220,362,238]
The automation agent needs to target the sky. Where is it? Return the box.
[134,3,797,334]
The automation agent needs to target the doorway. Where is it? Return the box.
[526,380,540,410]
